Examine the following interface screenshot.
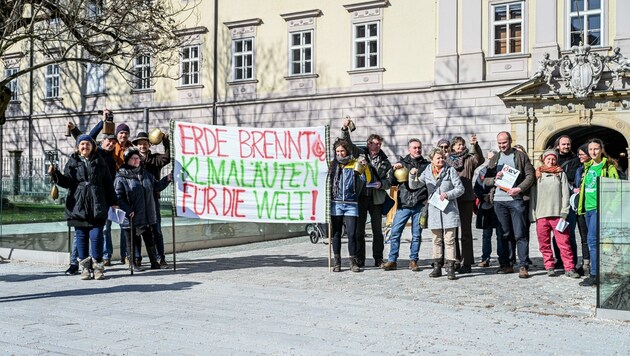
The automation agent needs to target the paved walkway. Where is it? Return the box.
[1,226,629,355]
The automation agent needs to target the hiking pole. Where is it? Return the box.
[129,216,134,276]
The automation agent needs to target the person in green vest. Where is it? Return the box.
[577,138,620,287]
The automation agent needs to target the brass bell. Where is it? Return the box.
[353,161,366,175]
[149,128,165,145]
[393,167,409,182]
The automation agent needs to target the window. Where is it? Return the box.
[134,54,151,89]
[289,31,313,76]
[86,62,104,94]
[45,64,60,98]
[180,45,200,86]
[87,0,104,18]
[232,38,254,80]
[3,67,18,101]
[353,22,379,69]
[568,0,602,47]
[491,2,523,55]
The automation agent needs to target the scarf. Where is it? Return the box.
[432,165,443,178]
[536,165,563,179]
[447,148,469,171]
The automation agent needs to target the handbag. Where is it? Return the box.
[381,193,395,216]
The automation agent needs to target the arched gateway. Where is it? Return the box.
[498,44,630,174]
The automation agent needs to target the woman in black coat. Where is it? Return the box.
[49,134,116,280]
[115,148,170,270]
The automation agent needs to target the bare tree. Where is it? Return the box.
[0,0,200,123]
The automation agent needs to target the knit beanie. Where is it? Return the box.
[123,148,140,164]
[76,134,95,147]
[437,138,450,147]
[542,149,558,160]
[116,123,130,135]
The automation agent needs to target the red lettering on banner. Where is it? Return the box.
[222,187,245,218]
[179,124,196,155]
[215,128,228,157]
[181,182,219,216]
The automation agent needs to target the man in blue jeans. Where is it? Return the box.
[382,139,429,271]
[483,132,535,278]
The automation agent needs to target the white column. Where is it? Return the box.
[615,0,630,53]
[434,0,458,85]
[459,0,483,82]
[531,0,559,75]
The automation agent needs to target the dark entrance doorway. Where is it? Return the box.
[545,125,628,174]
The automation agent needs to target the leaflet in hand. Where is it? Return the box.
[556,219,569,233]
[108,207,126,225]
[429,192,449,211]
[495,165,520,192]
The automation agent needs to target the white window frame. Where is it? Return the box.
[288,30,314,76]
[86,62,104,94]
[566,0,604,48]
[4,67,19,101]
[180,45,200,86]
[134,54,152,90]
[45,63,60,99]
[490,1,524,56]
[352,21,380,69]
[232,38,254,81]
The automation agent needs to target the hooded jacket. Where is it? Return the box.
[114,165,170,228]
[52,152,116,227]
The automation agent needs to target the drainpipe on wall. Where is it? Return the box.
[143,107,149,133]
[28,3,34,191]
[212,0,219,126]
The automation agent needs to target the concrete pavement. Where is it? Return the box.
[1,226,629,355]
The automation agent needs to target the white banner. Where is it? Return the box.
[173,122,329,223]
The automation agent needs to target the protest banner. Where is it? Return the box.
[172,121,330,223]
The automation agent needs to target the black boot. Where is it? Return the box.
[429,259,442,278]
[147,246,164,270]
[447,261,457,280]
[333,254,341,272]
[350,256,362,273]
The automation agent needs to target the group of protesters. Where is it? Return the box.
[49,109,172,280]
[329,118,621,286]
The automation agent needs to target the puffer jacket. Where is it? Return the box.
[115,165,170,228]
[329,157,369,203]
[389,154,430,209]
[52,152,115,227]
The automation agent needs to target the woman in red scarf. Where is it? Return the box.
[530,149,580,278]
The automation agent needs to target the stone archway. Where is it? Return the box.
[533,115,630,172]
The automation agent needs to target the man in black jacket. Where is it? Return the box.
[132,131,171,266]
[340,120,393,267]
[553,135,580,271]
[382,139,430,271]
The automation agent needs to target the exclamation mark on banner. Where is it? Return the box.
[311,190,318,221]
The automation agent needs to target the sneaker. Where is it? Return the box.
[65,264,79,276]
[374,259,384,268]
[478,260,490,268]
[159,258,169,267]
[579,275,598,287]
[409,260,421,272]
[547,269,555,277]
[457,265,472,274]
[518,267,529,279]
[382,261,397,271]
[565,270,580,279]
[496,266,514,274]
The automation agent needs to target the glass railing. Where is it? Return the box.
[598,177,630,312]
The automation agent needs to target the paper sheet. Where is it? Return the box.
[108,207,126,224]
[429,192,449,211]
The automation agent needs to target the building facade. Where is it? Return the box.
[2,0,630,177]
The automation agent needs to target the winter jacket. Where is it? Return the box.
[389,154,430,209]
[557,152,580,187]
[340,128,392,205]
[530,171,570,221]
[452,142,484,202]
[577,158,619,215]
[409,165,464,229]
[329,156,369,203]
[70,124,117,180]
[143,135,171,199]
[483,148,535,200]
[89,120,132,169]
[474,166,499,229]
[115,165,170,228]
[52,152,116,227]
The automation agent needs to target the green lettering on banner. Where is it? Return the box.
[253,190,310,221]
[262,161,278,188]
[304,159,319,186]
[181,156,199,184]
[207,158,226,185]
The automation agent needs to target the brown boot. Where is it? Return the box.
[519,267,529,279]
[350,256,362,273]
[381,261,397,270]
[409,260,421,272]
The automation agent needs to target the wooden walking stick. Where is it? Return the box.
[328,223,332,272]
[129,216,134,276]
